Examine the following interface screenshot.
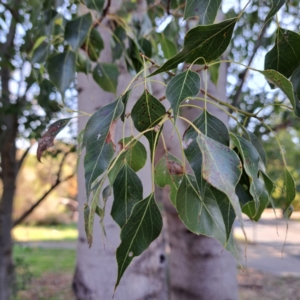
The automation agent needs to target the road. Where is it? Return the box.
[234,211,300,277]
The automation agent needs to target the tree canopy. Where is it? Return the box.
[2,0,300,291]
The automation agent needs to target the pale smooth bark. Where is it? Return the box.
[164,63,238,300]
[73,7,168,297]
[74,2,238,299]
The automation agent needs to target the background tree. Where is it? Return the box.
[0,1,77,298]
[1,0,300,299]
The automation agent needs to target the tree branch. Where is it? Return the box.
[16,145,31,173]
[232,24,269,107]
[92,0,111,29]
[13,151,75,227]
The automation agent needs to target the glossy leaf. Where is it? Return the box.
[65,13,92,50]
[86,29,104,62]
[264,28,300,79]
[111,163,143,228]
[265,0,287,23]
[115,194,162,288]
[151,18,237,76]
[83,97,123,197]
[290,65,300,117]
[118,137,147,172]
[230,134,262,211]
[47,51,76,95]
[166,70,200,122]
[155,152,183,205]
[176,175,236,254]
[37,118,71,162]
[93,63,119,93]
[197,134,243,222]
[32,41,50,64]
[285,168,296,208]
[84,0,105,13]
[184,0,222,25]
[131,91,166,157]
[259,70,295,110]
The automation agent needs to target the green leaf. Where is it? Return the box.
[139,38,152,58]
[183,110,229,196]
[242,187,269,222]
[111,163,143,228]
[76,53,91,74]
[47,51,76,95]
[184,0,222,25]
[112,26,126,61]
[86,28,104,61]
[209,63,220,85]
[285,168,296,208]
[118,137,147,172]
[151,18,237,76]
[196,134,243,223]
[84,0,105,13]
[158,33,177,59]
[115,194,162,288]
[230,134,262,211]
[32,41,50,64]
[259,70,295,110]
[264,28,300,79]
[209,187,235,241]
[65,13,92,50]
[166,70,200,122]
[176,175,236,254]
[108,137,147,184]
[120,90,131,122]
[127,37,143,73]
[83,97,124,197]
[155,152,183,205]
[93,63,119,93]
[131,91,166,157]
[265,0,287,23]
[290,65,300,117]
[247,130,267,167]
[261,171,277,217]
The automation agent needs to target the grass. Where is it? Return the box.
[12,224,78,242]
[14,245,76,277]
[12,225,77,299]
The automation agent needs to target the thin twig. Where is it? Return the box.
[140,53,176,77]
[232,23,269,107]
[200,88,263,121]
[16,145,31,172]
[13,172,75,227]
[92,0,111,29]
[13,151,75,227]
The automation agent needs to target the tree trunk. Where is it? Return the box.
[73,5,168,297]
[0,66,18,300]
[74,2,238,298]
[164,62,238,300]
